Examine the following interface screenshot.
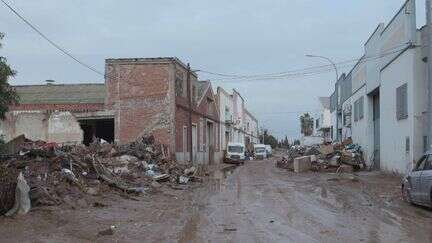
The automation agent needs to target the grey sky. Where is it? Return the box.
[0,0,427,140]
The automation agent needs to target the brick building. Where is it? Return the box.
[0,57,221,164]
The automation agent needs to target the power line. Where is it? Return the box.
[201,43,412,82]
[0,0,105,77]
[1,0,414,85]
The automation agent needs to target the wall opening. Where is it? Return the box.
[79,118,114,145]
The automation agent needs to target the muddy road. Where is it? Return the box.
[184,158,432,243]
[1,157,432,242]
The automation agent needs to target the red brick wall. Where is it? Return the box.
[175,83,220,153]
[105,59,176,151]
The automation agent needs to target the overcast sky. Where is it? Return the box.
[0,0,427,140]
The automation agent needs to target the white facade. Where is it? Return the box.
[315,97,332,141]
[216,87,259,152]
[327,0,428,173]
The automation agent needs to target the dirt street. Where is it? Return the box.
[1,156,432,242]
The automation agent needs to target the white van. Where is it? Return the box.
[224,142,246,164]
[265,145,272,157]
[254,144,267,160]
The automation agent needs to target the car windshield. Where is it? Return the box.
[255,148,265,153]
[228,146,243,153]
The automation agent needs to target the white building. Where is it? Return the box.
[216,87,259,152]
[328,0,428,173]
[315,97,332,141]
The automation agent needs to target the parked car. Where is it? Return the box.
[224,142,246,165]
[402,151,432,207]
[265,145,272,157]
[254,144,267,160]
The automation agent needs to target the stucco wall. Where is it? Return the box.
[48,112,83,144]
[0,111,83,144]
[380,50,416,173]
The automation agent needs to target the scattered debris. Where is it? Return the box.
[98,225,116,236]
[0,134,207,216]
[277,138,366,174]
[5,172,31,216]
[294,156,311,173]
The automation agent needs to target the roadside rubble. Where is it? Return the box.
[276,138,366,173]
[0,135,204,216]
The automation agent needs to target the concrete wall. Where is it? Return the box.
[0,111,83,144]
[48,112,83,144]
[380,49,416,173]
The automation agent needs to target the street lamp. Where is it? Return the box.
[305,54,339,82]
[306,54,340,141]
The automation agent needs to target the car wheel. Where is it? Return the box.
[402,185,412,204]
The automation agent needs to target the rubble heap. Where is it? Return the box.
[0,135,201,216]
[276,139,366,173]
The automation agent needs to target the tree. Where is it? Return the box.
[260,129,278,148]
[300,113,314,136]
[0,33,19,119]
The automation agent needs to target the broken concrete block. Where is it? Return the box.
[319,144,334,156]
[294,156,311,173]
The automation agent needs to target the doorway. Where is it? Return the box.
[79,118,114,145]
[372,92,380,170]
[183,126,187,161]
[207,121,214,164]
[192,125,197,163]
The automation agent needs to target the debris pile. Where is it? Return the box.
[0,135,202,216]
[277,138,366,173]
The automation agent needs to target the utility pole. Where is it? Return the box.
[427,0,432,150]
[186,63,193,163]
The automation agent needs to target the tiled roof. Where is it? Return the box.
[14,83,106,104]
[196,81,210,99]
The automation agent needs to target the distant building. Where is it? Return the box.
[315,97,332,142]
[216,87,259,152]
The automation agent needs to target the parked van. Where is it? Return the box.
[254,144,267,160]
[224,142,246,164]
[265,145,272,157]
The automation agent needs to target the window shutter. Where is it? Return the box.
[354,100,358,122]
[396,83,408,120]
[402,84,407,119]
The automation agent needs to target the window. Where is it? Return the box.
[359,96,364,120]
[424,136,429,153]
[396,83,408,120]
[425,155,432,171]
[406,136,410,154]
[316,119,319,129]
[207,98,214,115]
[175,76,184,97]
[192,86,197,103]
[415,155,427,171]
[354,97,364,122]
[354,100,358,122]
[228,146,243,153]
